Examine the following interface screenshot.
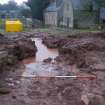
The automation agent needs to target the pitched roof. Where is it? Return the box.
[71,0,81,9]
[46,2,57,12]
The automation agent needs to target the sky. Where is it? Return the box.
[0,0,28,5]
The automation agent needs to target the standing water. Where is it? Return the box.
[22,38,59,77]
[32,38,59,62]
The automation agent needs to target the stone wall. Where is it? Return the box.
[44,12,57,26]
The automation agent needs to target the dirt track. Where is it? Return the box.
[0,31,105,105]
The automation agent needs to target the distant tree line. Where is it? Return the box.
[0,0,18,11]
[0,0,31,18]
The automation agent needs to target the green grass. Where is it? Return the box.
[33,27,101,36]
[0,29,5,34]
[0,19,4,25]
[0,26,102,38]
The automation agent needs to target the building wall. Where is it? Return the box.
[44,12,57,26]
[62,0,74,28]
[44,0,74,28]
[45,0,96,28]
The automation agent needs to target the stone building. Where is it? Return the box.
[44,2,58,26]
[44,0,97,28]
[44,0,73,28]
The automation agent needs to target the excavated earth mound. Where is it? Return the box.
[41,32,105,105]
[0,33,37,73]
[43,32,105,71]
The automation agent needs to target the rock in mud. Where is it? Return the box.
[43,57,52,63]
[0,87,11,95]
[88,95,105,105]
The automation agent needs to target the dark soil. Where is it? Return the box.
[43,32,105,71]
[0,33,37,73]
[41,32,105,105]
[0,31,105,105]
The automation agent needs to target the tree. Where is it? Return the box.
[95,0,105,8]
[94,0,105,24]
[80,0,92,11]
[7,0,18,10]
[0,0,18,11]
[26,0,49,21]
[21,9,31,17]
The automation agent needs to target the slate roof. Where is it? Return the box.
[71,0,81,10]
[46,2,57,12]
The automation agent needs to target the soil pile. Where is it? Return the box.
[43,32,105,71]
[0,33,37,73]
[0,31,105,105]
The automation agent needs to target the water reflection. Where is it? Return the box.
[22,63,59,77]
[22,38,59,77]
[22,57,35,64]
[32,38,59,62]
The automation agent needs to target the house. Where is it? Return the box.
[100,7,105,23]
[44,2,58,26]
[44,0,97,28]
[44,0,73,28]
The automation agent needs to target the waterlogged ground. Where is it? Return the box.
[0,38,87,105]
[0,38,78,105]
[22,38,59,77]
[0,32,105,105]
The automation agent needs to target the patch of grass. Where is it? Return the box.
[22,27,31,32]
[0,19,4,25]
[34,27,100,36]
[0,29,5,34]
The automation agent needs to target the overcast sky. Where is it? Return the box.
[0,0,28,5]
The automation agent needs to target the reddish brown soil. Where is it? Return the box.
[42,32,105,105]
[0,31,105,105]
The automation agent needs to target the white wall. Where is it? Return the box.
[45,12,57,26]
[62,0,74,28]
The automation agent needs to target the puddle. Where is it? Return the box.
[22,38,59,77]
[32,38,58,62]
[22,63,60,77]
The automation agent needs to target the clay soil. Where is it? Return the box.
[0,31,105,105]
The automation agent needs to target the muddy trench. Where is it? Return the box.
[22,38,60,77]
[0,32,105,105]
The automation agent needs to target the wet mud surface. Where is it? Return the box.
[0,31,105,105]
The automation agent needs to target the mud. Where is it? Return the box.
[43,32,105,70]
[0,33,37,73]
[41,32,105,105]
[0,31,105,105]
